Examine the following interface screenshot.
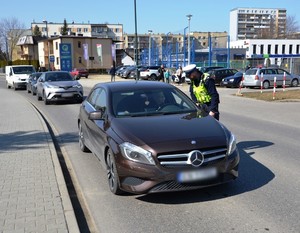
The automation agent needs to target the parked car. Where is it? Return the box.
[120,66,136,79]
[200,66,224,73]
[220,71,244,88]
[185,66,223,84]
[208,68,239,85]
[70,68,89,80]
[243,67,300,89]
[78,81,239,195]
[27,72,43,95]
[36,71,83,105]
[140,65,160,80]
[129,66,147,79]
[116,65,130,76]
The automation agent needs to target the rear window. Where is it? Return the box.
[245,69,258,75]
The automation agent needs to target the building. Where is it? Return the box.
[230,8,287,41]
[38,36,113,71]
[31,21,123,49]
[230,39,300,73]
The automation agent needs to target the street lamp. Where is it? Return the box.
[148,30,152,66]
[186,14,192,65]
[183,26,188,66]
[43,20,51,71]
[166,32,171,67]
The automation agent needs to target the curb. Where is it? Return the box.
[29,103,80,233]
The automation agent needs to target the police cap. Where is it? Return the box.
[182,64,197,76]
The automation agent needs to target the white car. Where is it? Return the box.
[140,65,160,80]
[36,71,83,105]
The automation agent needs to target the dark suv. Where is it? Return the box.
[208,68,239,85]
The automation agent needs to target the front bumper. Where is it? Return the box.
[116,149,240,194]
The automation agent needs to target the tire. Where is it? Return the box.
[107,150,123,195]
[78,122,90,152]
[27,87,31,93]
[37,92,42,101]
[43,92,49,105]
[263,81,270,89]
[6,82,11,89]
[291,79,299,87]
[150,74,157,81]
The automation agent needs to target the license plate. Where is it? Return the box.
[223,81,228,84]
[62,93,73,97]
[177,168,217,183]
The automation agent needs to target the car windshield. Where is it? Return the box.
[12,66,35,74]
[113,88,198,117]
[45,72,73,82]
[245,69,258,75]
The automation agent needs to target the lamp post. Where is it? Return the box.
[43,20,51,71]
[186,14,192,65]
[166,32,171,67]
[183,26,188,66]
[148,30,152,66]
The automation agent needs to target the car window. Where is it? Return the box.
[245,69,257,75]
[277,69,290,75]
[94,90,107,111]
[87,88,102,107]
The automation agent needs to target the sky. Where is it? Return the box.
[2,0,300,35]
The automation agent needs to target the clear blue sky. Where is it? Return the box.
[2,0,300,34]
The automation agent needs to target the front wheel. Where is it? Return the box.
[43,92,49,105]
[107,150,123,195]
[263,81,270,89]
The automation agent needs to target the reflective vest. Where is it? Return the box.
[192,74,211,104]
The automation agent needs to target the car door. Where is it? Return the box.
[84,88,108,162]
[277,68,291,86]
[81,88,102,154]
[36,74,45,96]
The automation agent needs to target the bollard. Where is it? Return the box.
[283,72,286,91]
[273,77,277,100]
[260,73,263,93]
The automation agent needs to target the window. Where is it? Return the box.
[289,45,293,54]
[78,41,81,48]
[268,44,271,54]
[275,45,278,54]
[55,42,58,50]
[253,44,257,54]
[79,56,82,64]
[260,45,264,54]
[282,44,285,54]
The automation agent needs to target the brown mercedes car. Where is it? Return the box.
[78,81,239,195]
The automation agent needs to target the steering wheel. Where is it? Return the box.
[157,103,181,111]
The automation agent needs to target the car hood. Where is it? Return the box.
[45,81,81,87]
[111,113,227,152]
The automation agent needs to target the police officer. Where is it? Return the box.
[183,64,220,120]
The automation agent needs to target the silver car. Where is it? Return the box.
[36,71,83,105]
[243,67,299,89]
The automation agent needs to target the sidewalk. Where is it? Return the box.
[0,85,79,232]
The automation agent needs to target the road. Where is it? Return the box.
[1,74,300,233]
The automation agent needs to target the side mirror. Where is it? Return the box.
[89,110,105,120]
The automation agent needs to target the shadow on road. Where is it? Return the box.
[137,140,275,204]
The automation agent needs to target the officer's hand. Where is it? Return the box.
[209,111,215,117]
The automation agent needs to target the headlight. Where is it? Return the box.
[120,142,155,165]
[227,133,237,156]
[229,79,234,82]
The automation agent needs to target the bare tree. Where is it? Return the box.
[286,15,300,38]
[0,17,26,61]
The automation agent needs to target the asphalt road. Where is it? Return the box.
[1,74,300,233]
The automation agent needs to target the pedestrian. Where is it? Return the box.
[158,64,165,82]
[183,64,220,120]
[176,66,183,85]
[164,68,170,83]
[109,65,116,82]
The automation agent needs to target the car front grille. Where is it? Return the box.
[157,147,227,169]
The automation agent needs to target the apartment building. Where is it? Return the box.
[230,7,286,41]
[31,21,123,49]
